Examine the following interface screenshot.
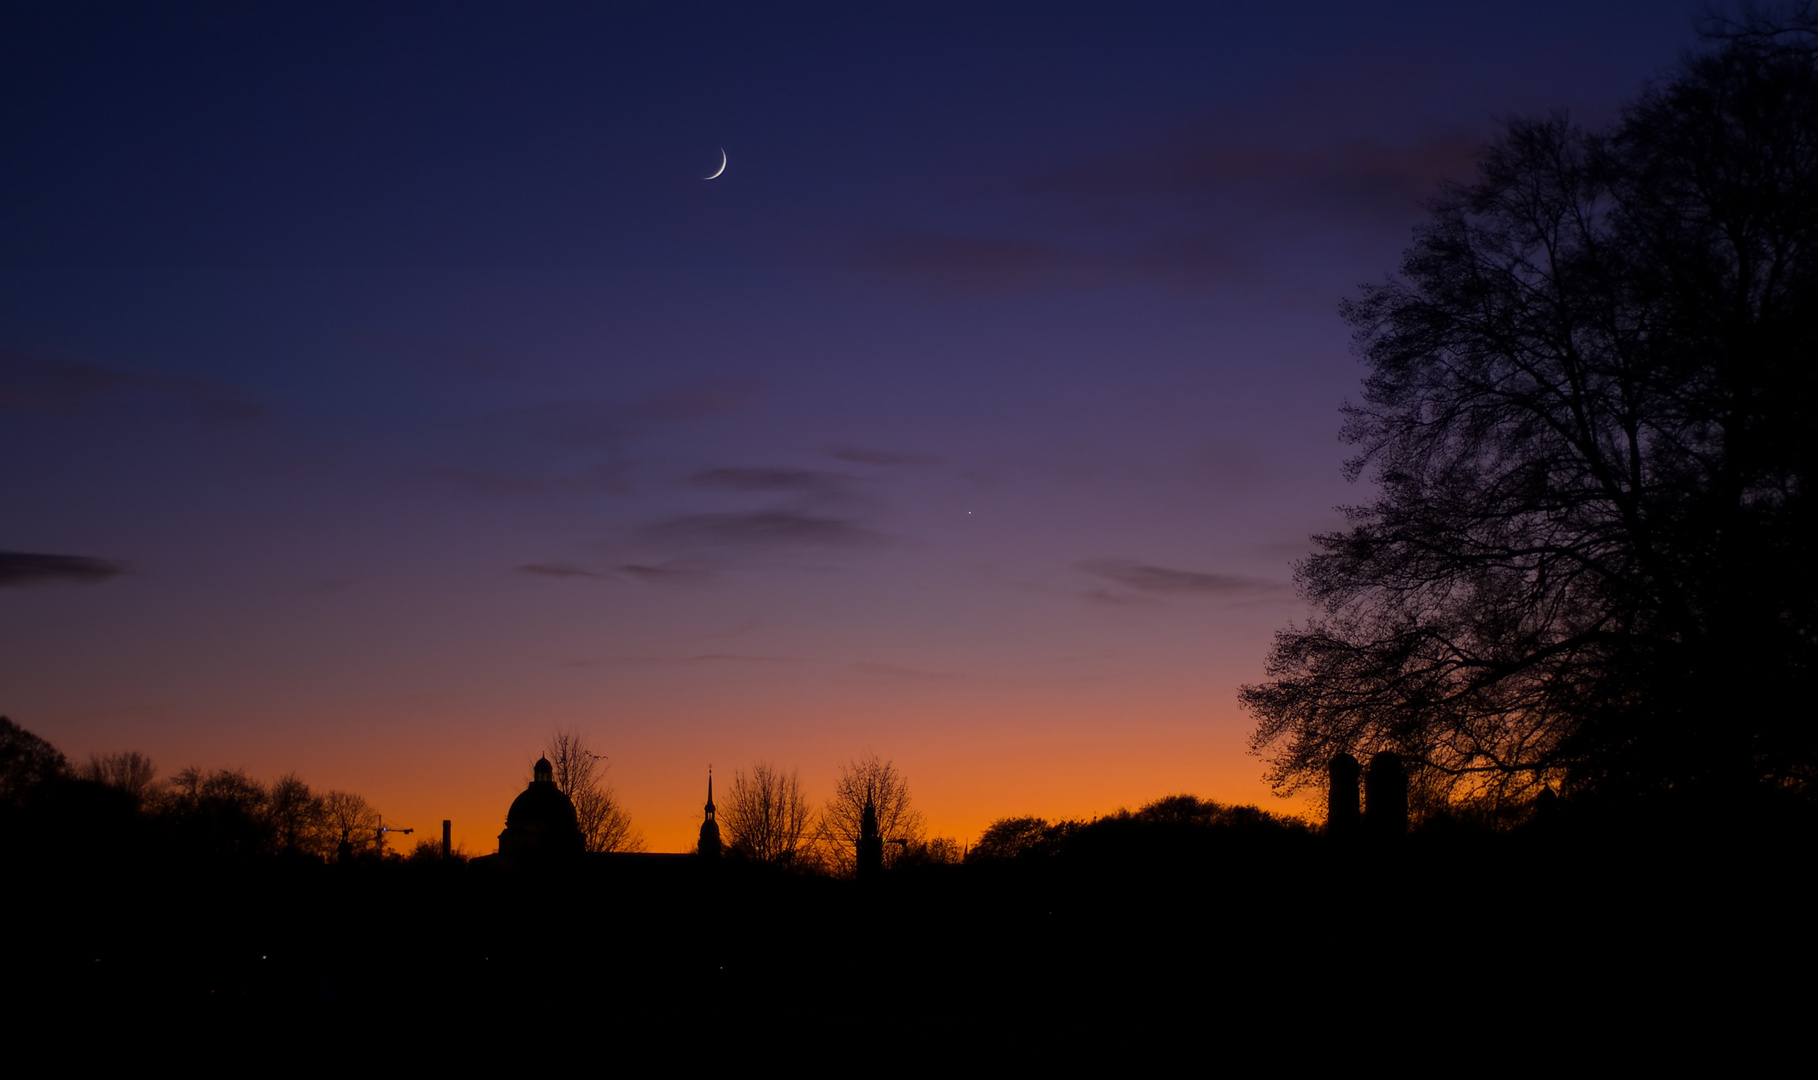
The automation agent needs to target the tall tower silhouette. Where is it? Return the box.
[1327,753,1361,840]
[856,789,883,881]
[697,768,721,858]
[1364,752,1408,839]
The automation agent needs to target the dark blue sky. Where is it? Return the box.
[0,2,1705,849]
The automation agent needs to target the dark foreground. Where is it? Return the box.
[12,825,1812,1060]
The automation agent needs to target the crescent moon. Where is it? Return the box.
[704,149,727,180]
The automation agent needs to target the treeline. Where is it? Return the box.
[713,755,962,874]
[5,714,1324,874]
[709,758,1316,874]
[968,795,1313,866]
[0,715,440,864]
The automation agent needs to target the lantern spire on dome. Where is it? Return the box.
[697,766,721,858]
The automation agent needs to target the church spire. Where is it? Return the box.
[856,787,883,881]
[697,766,721,859]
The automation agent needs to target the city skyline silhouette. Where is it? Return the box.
[0,3,1765,855]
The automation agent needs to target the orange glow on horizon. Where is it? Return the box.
[40,678,1315,857]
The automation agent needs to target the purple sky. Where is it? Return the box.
[0,2,1705,850]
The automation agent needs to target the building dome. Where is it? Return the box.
[497,763,585,859]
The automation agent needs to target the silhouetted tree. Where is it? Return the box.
[0,716,68,807]
[722,761,813,865]
[820,755,924,875]
[1130,794,1309,836]
[406,836,468,863]
[77,751,158,810]
[321,789,381,860]
[969,797,1310,870]
[971,816,1056,861]
[1242,16,1818,818]
[543,729,644,853]
[162,767,274,857]
[266,772,329,856]
[896,836,964,867]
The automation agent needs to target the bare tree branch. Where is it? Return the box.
[544,728,645,853]
[722,762,813,864]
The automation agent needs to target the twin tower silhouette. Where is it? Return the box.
[1327,752,1407,840]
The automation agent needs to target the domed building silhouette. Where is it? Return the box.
[496,755,585,859]
[476,754,721,872]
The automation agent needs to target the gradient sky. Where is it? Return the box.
[1,1,1704,852]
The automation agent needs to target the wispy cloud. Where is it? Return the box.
[1075,558,1285,599]
[473,377,765,452]
[0,552,128,587]
[1017,132,1479,217]
[342,332,544,380]
[632,378,766,426]
[517,563,609,579]
[565,652,802,667]
[425,464,630,498]
[430,468,554,497]
[0,352,264,427]
[686,467,855,496]
[829,447,944,467]
[643,510,888,551]
[849,127,1478,299]
[619,562,716,586]
[1077,586,1168,609]
[840,661,963,683]
[519,560,719,585]
[851,230,1253,299]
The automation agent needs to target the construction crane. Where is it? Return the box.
[375,818,413,857]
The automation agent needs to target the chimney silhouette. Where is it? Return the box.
[1364,752,1408,839]
[1328,753,1361,840]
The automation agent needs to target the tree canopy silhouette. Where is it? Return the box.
[722,761,813,865]
[543,729,644,853]
[820,755,924,874]
[0,715,68,807]
[1242,13,1818,816]
[77,752,159,810]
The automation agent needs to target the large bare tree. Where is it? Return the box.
[266,772,329,855]
[543,729,644,853]
[722,762,813,864]
[321,789,381,858]
[1242,13,1818,816]
[820,755,924,875]
[161,767,277,858]
[77,751,158,809]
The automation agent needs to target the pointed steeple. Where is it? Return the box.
[856,786,883,881]
[697,766,721,858]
